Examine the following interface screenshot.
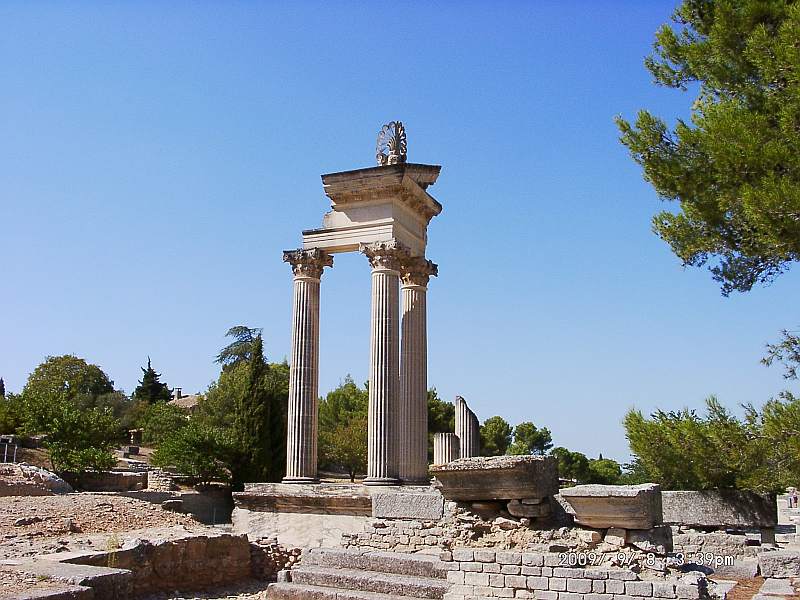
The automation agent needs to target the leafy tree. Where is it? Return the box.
[427,388,455,461]
[27,392,119,473]
[586,458,623,485]
[550,447,590,483]
[754,392,800,490]
[216,325,263,368]
[508,421,553,456]
[152,421,233,487]
[196,360,249,431]
[23,355,114,408]
[140,402,188,446]
[617,0,800,295]
[132,358,171,403]
[480,416,512,456]
[318,376,368,479]
[0,393,22,434]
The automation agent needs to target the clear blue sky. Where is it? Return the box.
[2,2,798,462]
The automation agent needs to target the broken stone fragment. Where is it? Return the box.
[576,529,601,544]
[507,499,551,518]
[604,527,626,547]
[626,525,673,555]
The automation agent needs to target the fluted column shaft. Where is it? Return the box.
[433,433,460,465]
[455,395,480,458]
[399,258,437,483]
[282,248,332,483]
[361,241,407,485]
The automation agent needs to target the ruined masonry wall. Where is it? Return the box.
[341,518,452,552]
[440,549,704,600]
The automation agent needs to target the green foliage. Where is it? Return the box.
[763,329,800,380]
[196,360,249,430]
[152,421,233,486]
[231,336,286,486]
[0,393,23,434]
[427,388,454,460]
[617,0,800,294]
[132,358,171,403]
[480,416,512,456]
[508,421,553,456]
[216,325,263,368]
[550,446,590,482]
[139,402,188,446]
[23,355,114,407]
[755,391,800,489]
[624,395,781,492]
[586,458,623,485]
[319,376,368,480]
[34,392,119,472]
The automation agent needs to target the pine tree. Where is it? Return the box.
[132,358,172,403]
[0,378,5,398]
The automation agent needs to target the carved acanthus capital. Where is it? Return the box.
[359,240,409,272]
[401,257,438,287]
[283,248,333,279]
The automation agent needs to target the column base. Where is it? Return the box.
[281,476,320,484]
[363,477,401,486]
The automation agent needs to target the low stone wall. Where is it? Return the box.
[63,530,251,596]
[111,488,233,524]
[440,549,709,600]
[62,471,147,492]
[342,516,452,552]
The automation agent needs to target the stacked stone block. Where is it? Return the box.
[341,518,454,552]
[439,549,706,600]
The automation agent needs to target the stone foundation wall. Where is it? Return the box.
[671,528,761,558]
[439,549,706,600]
[342,517,453,552]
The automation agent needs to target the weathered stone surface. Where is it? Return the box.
[372,491,444,520]
[559,484,662,529]
[758,550,800,578]
[234,483,372,516]
[0,463,73,496]
[233,507,370,549]
[662,490,777,529]
[605,527,626,547]
[508,500,551,518]
[430,456,558,501]
[626,526,673,555]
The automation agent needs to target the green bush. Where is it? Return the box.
[139,402,188,446]
[152,422,232,486]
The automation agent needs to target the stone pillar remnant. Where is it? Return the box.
[361,240,408,485]
[455,396,480,458]
[398,257,438,483]
[433,433,460,465]
[282,248,333,483]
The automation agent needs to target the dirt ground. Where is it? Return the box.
[0,493,199,561]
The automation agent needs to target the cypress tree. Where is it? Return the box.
[233,336,271,484]
[0,378,5,398]
[132,358,172,403]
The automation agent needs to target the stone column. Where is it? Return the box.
[282,248,333,483]
[433,433,460,465]
[455,396,480,458]
[398,257,438,483]
[361,240,408,486]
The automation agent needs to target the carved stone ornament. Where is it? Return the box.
[360,240,409,271]
[283,248,333,279]
[376,121,407,166]
[401,257,438,287]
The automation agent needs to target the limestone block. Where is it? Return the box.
[559,483,662,529]
[758,550,800,578]
[508,499,551,518]
[430,456,559,501]
[605,528,627,547]
[371,491,444,520]
[627,526,673,555]
[577,529,601,544]
[662,490,777,529]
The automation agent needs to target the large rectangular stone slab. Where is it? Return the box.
[430,456,558,501]
[558,484,662,529]
[662,490,777,529]
[372,491,444,520]
[758,551,800,578]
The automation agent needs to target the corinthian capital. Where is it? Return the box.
[401,257,438,287]
[283,248,333,279]
[359,240,409,271]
